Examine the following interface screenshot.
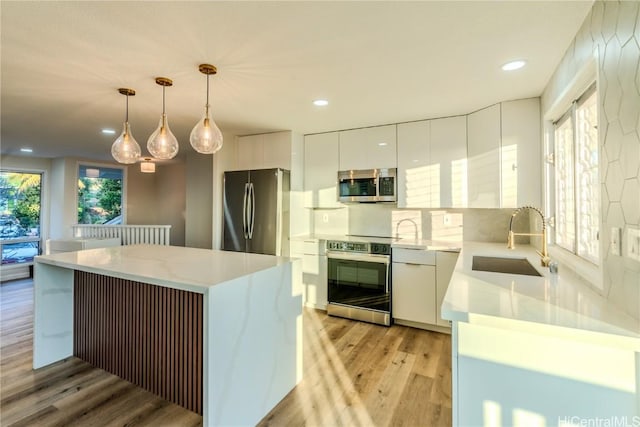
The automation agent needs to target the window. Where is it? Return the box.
[0,171,42,265]
[77,165,124,224]
[552,84,599,264]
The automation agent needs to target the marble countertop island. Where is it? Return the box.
[35,244,293,293]
[34,244,302,426]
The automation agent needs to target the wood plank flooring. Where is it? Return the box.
[1,279,451,426]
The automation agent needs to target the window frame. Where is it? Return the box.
[545,79,603,291]
[0,168,46,267]
[75,161,127,225]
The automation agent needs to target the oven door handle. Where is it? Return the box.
[326,251,390,264]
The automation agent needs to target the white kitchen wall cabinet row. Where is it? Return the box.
[303,97,541,209]
[338,125,397,171]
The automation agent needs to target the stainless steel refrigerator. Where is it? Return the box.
[222,168,290,256]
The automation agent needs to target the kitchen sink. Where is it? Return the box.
[472,255,542,277]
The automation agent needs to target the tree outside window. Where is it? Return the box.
[77,165,124,225]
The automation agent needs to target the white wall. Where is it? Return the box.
[541,0,640,322]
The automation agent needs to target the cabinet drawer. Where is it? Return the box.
[290,239,323,255]
[392,248,435,265]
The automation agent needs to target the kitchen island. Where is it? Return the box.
[33,244,303,427]
[442,242,640,426]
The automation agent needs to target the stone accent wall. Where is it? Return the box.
[542,1,640,322]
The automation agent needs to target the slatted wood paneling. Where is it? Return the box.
[73,271,203,415]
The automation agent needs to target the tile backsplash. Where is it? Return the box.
[312,204,530,243]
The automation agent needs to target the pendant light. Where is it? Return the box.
[140,158,156,173]
[111,88,141,164]
[147,77,179,160]
[190,64,223,154]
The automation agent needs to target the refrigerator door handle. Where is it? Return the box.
[243,183,249,239]
[249,183,256,239]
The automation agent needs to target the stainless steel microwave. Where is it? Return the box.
[337,168,397,203]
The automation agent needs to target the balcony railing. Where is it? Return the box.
[72,224,171,246]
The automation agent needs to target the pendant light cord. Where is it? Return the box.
[206,74,210,108]
[125,94,129,122]
[162,86,166,114]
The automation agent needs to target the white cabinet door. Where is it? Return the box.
[467,104,501,208]
[292,239,327,309]
[236,134,264,171]
[339,125,397,170]
[435,251,458,327]
[430,116,468,208]
[304,133,342,208]
[501,98,541,208]
[397,120,430,208]
[262,131,292,170]
[392,262,436,324]
[236,132,292,171]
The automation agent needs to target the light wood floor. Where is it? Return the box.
[1,279,451,426]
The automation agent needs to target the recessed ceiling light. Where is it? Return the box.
[378,142,388,146]
[313,99,329,107]
[101,129,116,135]
[20,148,33,153]
[502,60,526,71]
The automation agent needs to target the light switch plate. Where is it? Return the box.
[627,228,640,262]
[610,227,621,256]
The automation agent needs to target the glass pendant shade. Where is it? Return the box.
[112,89,141,164]
[190,106,223,154]
[147,113,179,159]
[147,77,179,160]
[190,63,223,154]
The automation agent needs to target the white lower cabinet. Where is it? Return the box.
[392,248,459,329]
[392,261,436,325]
[291,239,327,309]
[392,248,437,325]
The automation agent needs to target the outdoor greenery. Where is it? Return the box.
[77,176,122,224]
[0,172,41,238]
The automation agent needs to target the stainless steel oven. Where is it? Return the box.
[326,240,392,326]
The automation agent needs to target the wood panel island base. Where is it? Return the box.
[33,244,303,426]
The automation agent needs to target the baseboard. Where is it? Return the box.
[394,318,451,334]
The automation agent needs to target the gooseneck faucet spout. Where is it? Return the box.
[396,218,418,240]
[507,206,550,267]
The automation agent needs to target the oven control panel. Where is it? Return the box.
[327,240,391,255]
[327,241,368,253]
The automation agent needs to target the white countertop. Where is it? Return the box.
[35,244,292,293]
[291,233,461,251]
[442,241,640,338]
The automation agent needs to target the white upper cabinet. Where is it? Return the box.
[430,116,468,208]
[397,120,431,208]
[397,116,467,208]
[467,104,501,208]
[304,132,342,208]
[500,98,541,208]
[339,125,397,170]
[235,131,293,171]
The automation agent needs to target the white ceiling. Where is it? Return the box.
[1,1,593,162]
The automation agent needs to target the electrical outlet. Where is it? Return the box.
[627,228,640,262]
[610,227,621,256]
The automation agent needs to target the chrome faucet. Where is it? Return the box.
[507,206,550,267]
[395,218,418,240]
